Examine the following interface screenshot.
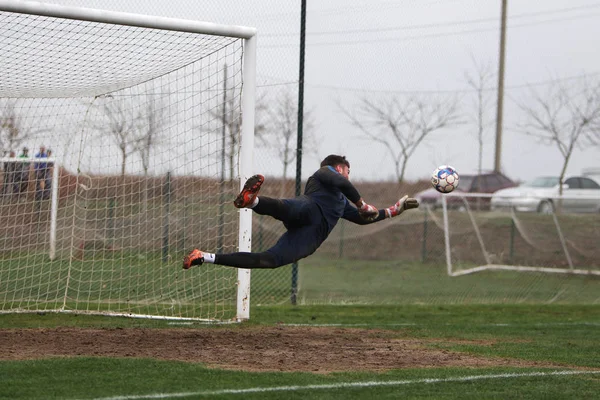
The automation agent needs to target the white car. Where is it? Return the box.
[491,176,600,213]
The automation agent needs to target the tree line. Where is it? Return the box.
[2,68,600,190]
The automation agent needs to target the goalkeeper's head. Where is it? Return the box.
[321,154,350,179]
[320,154,350,169]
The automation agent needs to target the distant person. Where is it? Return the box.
[34,145,50,200]
[16,147,30,201]
[46,149,54,198]
[2,150,17,199]
[183,154,419,270]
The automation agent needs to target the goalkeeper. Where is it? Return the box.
[183,154,419,270]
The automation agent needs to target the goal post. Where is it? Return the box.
[0,156,60,259]
[440,192,600,278]
[236,34,257,321]
[0,1,256,321]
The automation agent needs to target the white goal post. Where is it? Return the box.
[439,193,600,278]
[0,1,256,321]
[0,157,60,259]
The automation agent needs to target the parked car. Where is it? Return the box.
[491,176,600,214]
[415,171,517,210]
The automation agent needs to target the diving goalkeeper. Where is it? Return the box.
[183,154,419,270]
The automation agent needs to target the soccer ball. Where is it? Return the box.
[431,165,459,193]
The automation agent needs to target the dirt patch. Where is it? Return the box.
[0,326,561,373]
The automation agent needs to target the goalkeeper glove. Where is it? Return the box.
[385,195,419,218]
[356,198,379,221]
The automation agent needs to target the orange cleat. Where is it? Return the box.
[233,174,264,208]
[183,249,204,270]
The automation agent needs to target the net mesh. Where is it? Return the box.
[443,194,600,304]
[0,9,246,320]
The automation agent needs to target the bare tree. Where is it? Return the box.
[135,93,169,177]
[133,92,169,208]
[341,94,461,183]
[214,90,268,181]
[200,75,267,181]
[465,58,495,179]
[588,105,600,146]
[96,98,143,177]
[225,91,242,182]
[517,78,600,196]
[258,90,317,195]
[0,101,49,155]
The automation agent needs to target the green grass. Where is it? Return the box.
[295,257,600,305]
[1,253,599,321]
[2,360,599,399]
[1,250,600,398]
[1,305,600,399]
[0,251,240,319]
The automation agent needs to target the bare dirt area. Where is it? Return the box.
[0,326,559,373]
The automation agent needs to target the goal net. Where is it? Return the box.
[0,1,256,321]
[440,192,600,302]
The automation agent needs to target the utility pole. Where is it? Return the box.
[494,0,507,173]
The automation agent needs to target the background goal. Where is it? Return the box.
[440,193,600,277]
[436,192,600,303]
[0,1,256,321]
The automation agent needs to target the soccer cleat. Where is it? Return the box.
[233,174,265,208]
[183,249,204,270]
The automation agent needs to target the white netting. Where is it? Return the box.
[1,12,239,98]
[442,193,600,304]
[0,7,249,320]
[444,194,600,273]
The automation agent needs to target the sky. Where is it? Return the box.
[6,0,600,183]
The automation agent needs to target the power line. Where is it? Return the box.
[262,3,600,38]
[304,0,465,17]
[305,71,600,95]
[256,81,297,88]
[261,11,600,48]
[249,0,466,22]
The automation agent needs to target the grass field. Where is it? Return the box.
[2,253,599,318]
[1,251,599,399]
[1,304,600,399]
[294,257,600,305]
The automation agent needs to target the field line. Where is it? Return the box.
[281,322,600,327]
[282,323,417,327]
[86,370,600,400]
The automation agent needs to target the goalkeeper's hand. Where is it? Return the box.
[385,195,419,218]
[356,198,379,221]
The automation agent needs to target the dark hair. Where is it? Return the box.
[320,154,350,168]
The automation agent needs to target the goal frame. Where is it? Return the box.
[441,193,600,278]
[0,0,257,321]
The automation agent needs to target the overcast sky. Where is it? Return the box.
[18,0,600,182]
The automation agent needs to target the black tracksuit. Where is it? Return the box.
[215,166,386,268]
